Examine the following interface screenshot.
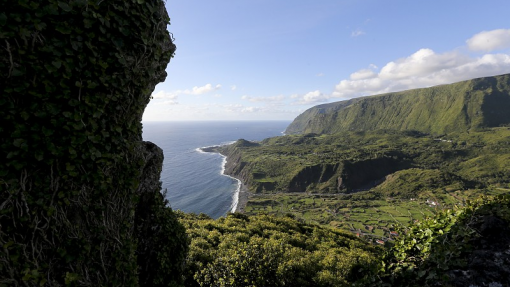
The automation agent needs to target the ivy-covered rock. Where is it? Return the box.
[374,194,510,287]
[0,0,186,286]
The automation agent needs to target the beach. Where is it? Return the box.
[233,181,250,213]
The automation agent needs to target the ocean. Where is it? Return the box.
[142,121,291,219]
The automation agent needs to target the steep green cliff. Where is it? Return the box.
[216,129,510,195]
[286,74,510,135]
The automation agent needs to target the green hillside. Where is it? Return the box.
[200,74,510,286]
[285,74,510,135]
[207,128,510,245]
[216,129,510,195]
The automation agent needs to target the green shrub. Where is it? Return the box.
[178,212,381,287]
[375,194,510,286]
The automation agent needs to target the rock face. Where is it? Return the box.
[0,1,186,285]
[448,215,510,286]
[135,142,188,286]
[219,142,406,193]
[286,74,510,135]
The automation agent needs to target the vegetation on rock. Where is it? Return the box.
[216,128,510,195]
[285,74,510,135]
[374,193,510,286]
[203,76,510,286]
[1,1,186,285]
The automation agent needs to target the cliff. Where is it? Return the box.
[1,1,186,286]
[216,134,410,194]
[217,128,510,195]
[286,74,510,135]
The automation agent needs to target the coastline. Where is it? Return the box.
[233,180,250,213]
[198,144,249,214]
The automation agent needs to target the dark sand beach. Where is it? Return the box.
[234,182,250,213]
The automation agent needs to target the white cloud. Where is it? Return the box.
[241,106,261,113]
[242,95,285,102]
[151,83,222,99]
[210,102,297,116]
[224,104,243,113]
[332,33,510,100]
[467,29,510,52]
[190,84,221,95]
[222,104,261,114]
[350,66,377,80]
[152,91,178,99]
[163,100,179,105]
[379,49,471,80]
[332,78,386,98]
[231,85,237,91]
[317,73,325,77]
[351,29,365,37]
[293,90,329,105]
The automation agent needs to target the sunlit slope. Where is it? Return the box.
[286,74,510,135]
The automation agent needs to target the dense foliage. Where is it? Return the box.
[177,212,381,287]
[374,193,510,286]
[0,1,187,285]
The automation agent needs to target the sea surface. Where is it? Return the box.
[142,121,291,219]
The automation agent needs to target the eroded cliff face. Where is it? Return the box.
[287,157,405,193]
[220,146,253,187]
[288,163,342,192]
[339,157,407,192]
[219,143,406,194]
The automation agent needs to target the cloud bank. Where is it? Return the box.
[331,50,510,99]
[152,83,222,101]
[242,95,285,102]
[329,29,510,101]
[466,29,510,52]
[291,29,510,106]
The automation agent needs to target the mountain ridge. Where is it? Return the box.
[286,73,510,135]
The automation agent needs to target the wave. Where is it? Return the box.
[220,154,241,213]
[196,140,236,154]
[196,141,240,213]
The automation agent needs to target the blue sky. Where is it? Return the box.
[143,0,510,121]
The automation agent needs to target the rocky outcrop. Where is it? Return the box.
[447,215,510,286]
[339,157,408,191]
[0,1,186,285]
[135,142,188,286]
[287,157,405,193]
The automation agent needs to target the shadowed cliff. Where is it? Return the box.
[1,1,186,285]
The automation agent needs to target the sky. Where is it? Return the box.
[143,0,510,121]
